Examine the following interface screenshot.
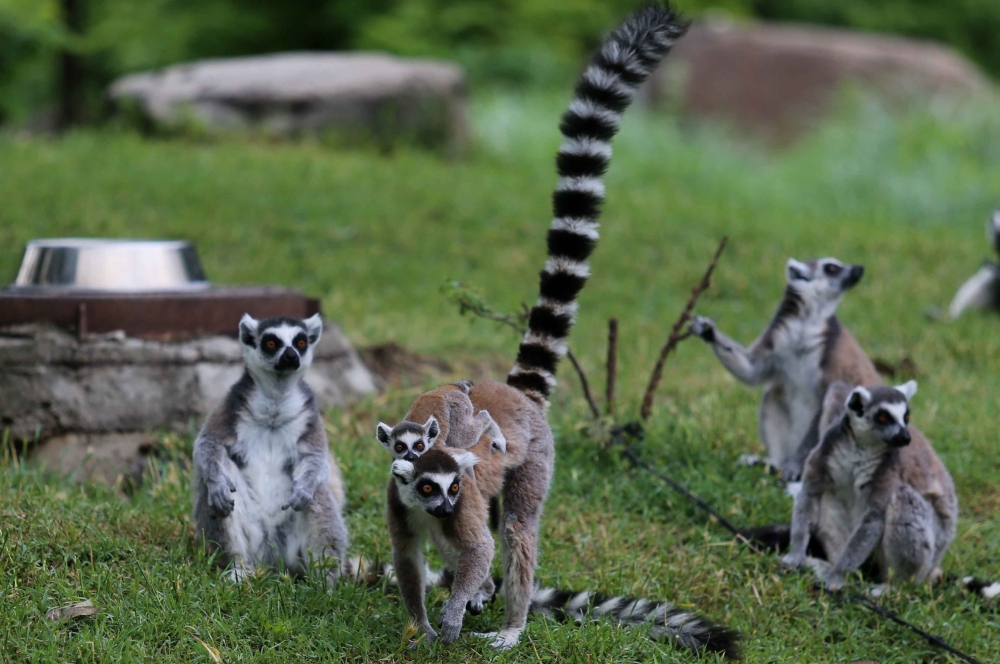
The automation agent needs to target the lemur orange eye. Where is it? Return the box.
[265,340,277,350]
[904,412,910,424]
[449,483,459,494]
[297,339,307,349]
[395,444,404,452]
[421,485,433,494]
[415,443,424,451]
[876,412,891,424]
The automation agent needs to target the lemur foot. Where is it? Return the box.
[689,315,716,342]
[780,459,804,483]
[473,628,522,650]
[408,624,437,648]
[224,564,254,584]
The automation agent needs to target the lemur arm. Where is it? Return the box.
[193,426,237,518]
[690,316,771,385]
[282,414,331,512]
[386,495,436,642]
[823,508,886,590]
[438,533,495,643]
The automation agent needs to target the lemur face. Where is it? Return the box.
[238,313,323,375]
[845,381,917,447]
[391,449,478,519]
[375,416,439,461]
[786,257,864,304]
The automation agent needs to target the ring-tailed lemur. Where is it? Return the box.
[388,446,739,659]
[949,209,1000,318]
[781,380,958,591]
[382,3,726,653]
[689,257,881,481]
[192,314,348,584]
[376,382,507,461]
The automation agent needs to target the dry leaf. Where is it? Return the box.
[191,634,222,663]
[46,599,99,621]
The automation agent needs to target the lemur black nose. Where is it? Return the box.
[890,429,911,447]
[403,452,416,462]
[843,265,864,289]
[276,348,300,371]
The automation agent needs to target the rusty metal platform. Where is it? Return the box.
[0,287,321,339]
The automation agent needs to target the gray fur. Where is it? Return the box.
[781,380,957,590]
[949,209,1000,318]
[690,256,879,480]
[193,314,348,584]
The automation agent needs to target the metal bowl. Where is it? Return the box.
[12,239,209,292]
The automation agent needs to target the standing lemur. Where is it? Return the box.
[192,314,348,584]
[378,4,738,657]
[781,380,958,591]
[690,257,881,480]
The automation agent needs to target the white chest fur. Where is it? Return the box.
[232,387,310,516]
[817,436,885,560]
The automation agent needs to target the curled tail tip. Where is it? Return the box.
[962,576,1000,601]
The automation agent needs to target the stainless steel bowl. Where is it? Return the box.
[12,239,209,291]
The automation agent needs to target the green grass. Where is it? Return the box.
[2,91,1000,662]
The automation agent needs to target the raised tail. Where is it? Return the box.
[507,2,688,404]
[523,583,741,659]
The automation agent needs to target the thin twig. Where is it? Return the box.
[605,318,618,416]
[458,296,599,417]
[567,350,600,419]
[640,236,728,421]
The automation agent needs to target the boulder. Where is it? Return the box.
[108,52,468,152]
[0,322,376,484]
[644,21,992,143]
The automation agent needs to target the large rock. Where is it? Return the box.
[108,52,468,152]
[0,322,376,484]
[644,21,992,143]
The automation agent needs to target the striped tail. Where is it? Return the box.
[506,2,688,404]
[522,583,741,659]
[962,576,1000,603]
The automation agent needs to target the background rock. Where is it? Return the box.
[108,52,468,152]
[644,20,991,144]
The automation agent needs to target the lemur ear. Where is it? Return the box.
[376,422,393,448]
[304,313,323,345]
[846,386,871,416]
[424,416,440,444]
[239,314,259,348]
[391,460,414,485]
[894,380,918,401]
[786,258,810,283]
[452,451,479,475]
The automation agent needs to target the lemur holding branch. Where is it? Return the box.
[690,257,881,480]
[378,3,739,657]
[192,314,348,584]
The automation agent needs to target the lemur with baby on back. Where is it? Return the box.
[192,314,348,584]
[375,3,739,658]
[690,256,881,480]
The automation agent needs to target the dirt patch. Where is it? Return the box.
[359,342,511,389]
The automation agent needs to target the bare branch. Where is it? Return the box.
[640,236,728,421]
[605,317,618,415]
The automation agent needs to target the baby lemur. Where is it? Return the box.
[376,381,506,461]
[388,445,739,659]
[781,380,957,590]
[380,3,729,653]
[690,257,880,480]
[193,314,348,583]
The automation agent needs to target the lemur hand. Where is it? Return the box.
[780,552,807,570]
[281,485,313,512]
[438,598,465,644]
[207,474,237,518]
[780,458,804,483]
[689,315,716,343]
[819,569,846,592]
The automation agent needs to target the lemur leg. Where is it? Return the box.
[690,316,769,386]
[438,534,495,643]
[491,446,554,649]
[393,543,436,642]
[759,386,792,471]
[301,485,349,587]
[882,485,936,585]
